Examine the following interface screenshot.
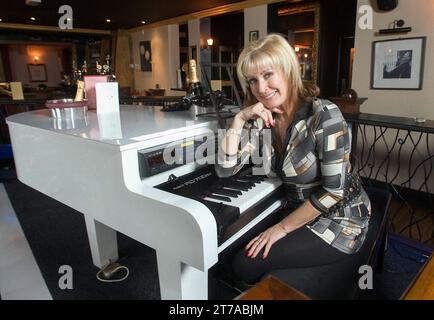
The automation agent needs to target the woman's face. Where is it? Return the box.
[246,67,289,111]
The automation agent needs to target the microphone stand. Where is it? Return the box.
[199,63,227,129]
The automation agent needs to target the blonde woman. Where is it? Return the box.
[215,34,371,287]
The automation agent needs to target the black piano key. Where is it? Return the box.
[216,186,242,195]
[223,180,251,191]
[234,178,257,186]
[211,187,240,198]
[244,175,265,182]
[239,167,253,176]
[203,193,232,202]
[232,179,255,188]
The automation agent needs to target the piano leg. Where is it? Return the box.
[84,215,119,268]
[156,251,208,300]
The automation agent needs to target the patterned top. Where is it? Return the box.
[215,99,371,254]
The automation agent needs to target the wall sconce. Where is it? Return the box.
[206,38,214,47]
[34,56,40,63]
[378,19,412,35]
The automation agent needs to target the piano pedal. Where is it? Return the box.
[96,260,130,283]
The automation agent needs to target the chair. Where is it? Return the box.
[267,186,392,299]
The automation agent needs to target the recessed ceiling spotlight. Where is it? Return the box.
[30,17,36,21]
[141,21,146,24]
[0,19,2,22]
[106,19,111,23]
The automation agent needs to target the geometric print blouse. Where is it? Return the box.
[215,98,371,254]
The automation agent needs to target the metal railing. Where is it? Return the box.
[345,112,434,246]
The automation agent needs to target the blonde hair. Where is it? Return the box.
[236,34,318,106]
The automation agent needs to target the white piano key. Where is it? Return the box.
[203,177,282,214]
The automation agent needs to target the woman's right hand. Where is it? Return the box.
[237,102,283,128]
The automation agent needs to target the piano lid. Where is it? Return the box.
[6,105,218,148]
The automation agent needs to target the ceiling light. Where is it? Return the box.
[0,19,2,22]
[106,19,111,23]
[141,21,146,24]
[25,0,41,6]
[30,17,36,21]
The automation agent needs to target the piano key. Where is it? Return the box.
[222,181,251,191]
[233,178,257,186]
[211,187,240,198]
[244,175,266,182]
[204,177,282,213]
[203,193,232,202]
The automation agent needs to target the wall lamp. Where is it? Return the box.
[378,19,412,35]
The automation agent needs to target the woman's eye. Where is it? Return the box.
[264,72,273,79]
[247,79,257,85]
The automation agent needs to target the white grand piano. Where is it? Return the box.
[7,105,282,299]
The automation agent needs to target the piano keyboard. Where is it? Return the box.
[202,174,282,214]
[157,165,284,245]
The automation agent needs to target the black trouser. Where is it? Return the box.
[232,225,350,283]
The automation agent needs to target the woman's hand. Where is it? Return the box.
[237,102,283,128]
[245,222,287,259]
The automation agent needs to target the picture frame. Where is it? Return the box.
[249,30,259,42]
[27,64,47,82]
[371,37,426,90]
[139,40,152,72]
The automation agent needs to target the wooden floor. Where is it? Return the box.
[402,253,434,300]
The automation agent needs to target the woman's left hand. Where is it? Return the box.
[245,223,287,259]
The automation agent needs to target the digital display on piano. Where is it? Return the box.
[148,153,165,167]
[138,137,209,178]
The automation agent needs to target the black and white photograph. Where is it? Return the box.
[249,30,259,41]
[371,37,426,90]
[139,40,152,72]
[383,50,412,79]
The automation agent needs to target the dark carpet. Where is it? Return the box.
[3,177,432,300]
[4,179,161,300]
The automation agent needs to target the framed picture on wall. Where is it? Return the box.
[27,64,47,82]
[139,41,152,72]
[371,37,426,90]
[249,30,259,41]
